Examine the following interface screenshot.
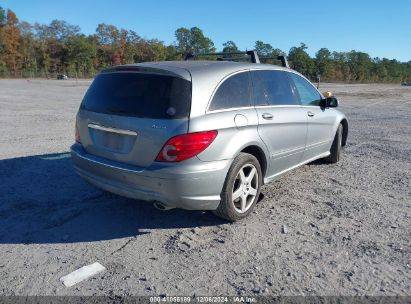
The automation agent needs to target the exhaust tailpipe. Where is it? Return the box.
[153,201,174,211]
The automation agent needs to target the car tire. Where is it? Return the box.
[213,152,262,221]
[326,123,343,163]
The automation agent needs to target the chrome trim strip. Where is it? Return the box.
[206,106,255,114]
[71,147,143,173]
[88,124,137,136]
[207,105,304,114]
[254,105,302,109]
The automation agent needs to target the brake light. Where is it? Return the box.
[75,117,81,144]
[155,131,218,162]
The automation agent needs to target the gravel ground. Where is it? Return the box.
[0,79,410,297]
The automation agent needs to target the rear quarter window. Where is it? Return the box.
[208,71,251,111]
[81,72,191,119]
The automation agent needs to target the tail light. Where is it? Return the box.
[155,131,218,162]
[75,117,81,144]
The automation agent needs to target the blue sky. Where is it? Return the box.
[3,0,411,61]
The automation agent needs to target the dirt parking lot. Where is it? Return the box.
[0,79,410,297]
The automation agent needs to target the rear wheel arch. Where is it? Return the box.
[240,145,268,182]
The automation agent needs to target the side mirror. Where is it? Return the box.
[321,96,339,108]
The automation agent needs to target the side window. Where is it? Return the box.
[289,73,322,106]
[208,72,251,111]
[251,70,299,106]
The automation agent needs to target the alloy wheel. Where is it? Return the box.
[231,164,259,213]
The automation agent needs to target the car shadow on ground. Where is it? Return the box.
[306,158,330,166]
[0,153,225,244]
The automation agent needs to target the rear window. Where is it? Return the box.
[81,72,191,119]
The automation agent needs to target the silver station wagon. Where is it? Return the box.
[71,51,348,221]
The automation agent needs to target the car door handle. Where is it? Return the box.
[262,113,273,120]
[307,111,315,117]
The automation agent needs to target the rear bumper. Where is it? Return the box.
[70,144,231,210]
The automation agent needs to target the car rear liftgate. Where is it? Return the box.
[76,68,192,168]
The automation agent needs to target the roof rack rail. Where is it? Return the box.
[184,50,260,64]
[216,56,250,62]
[184,50,290,68]
[259,55,290,68]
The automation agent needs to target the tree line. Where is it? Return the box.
[0,6,410,82]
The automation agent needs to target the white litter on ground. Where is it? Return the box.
[60,262,106,287]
